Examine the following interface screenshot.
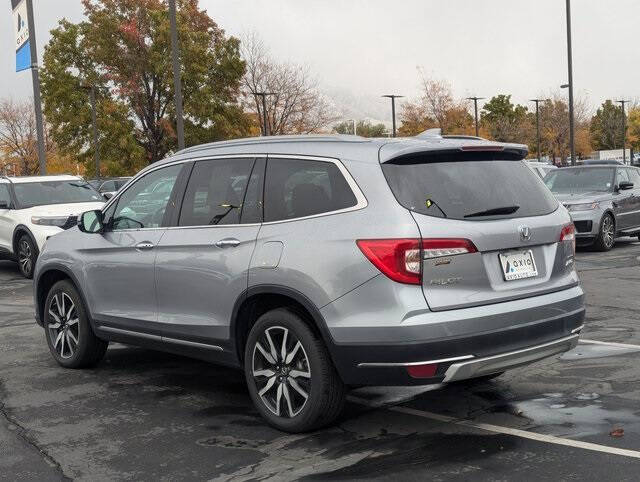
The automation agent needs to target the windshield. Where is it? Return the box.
[544,168,615,194]
[13,181,103,208]
[382,156,558,220]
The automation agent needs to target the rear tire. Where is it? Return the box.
[244,308,345,433]
[44,280,108,368]
[17,234,37,279]
[594,213,615,251]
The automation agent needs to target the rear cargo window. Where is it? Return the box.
[382,155,558,220]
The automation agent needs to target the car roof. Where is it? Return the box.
[3,174,82,184]
[556,165,618,170]
[152,134,528,170]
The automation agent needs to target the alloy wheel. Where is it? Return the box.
[18,239,33,275]
[252,326,311,418]
[47,292,80,359]
[602,216,614,248]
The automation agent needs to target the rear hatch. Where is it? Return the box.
[381,147,578,311]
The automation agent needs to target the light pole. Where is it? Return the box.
[80,85,99,180]
[382,95,403,137]
[25,0,46,174]
[252,92,276,136]
[565,0,576,165]
[168,0,185,150]
[617,99,630,164]
[466,96,485,137]
[530,99,550,162]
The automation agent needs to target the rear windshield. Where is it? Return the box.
[543,168,615,194]
[13,181,103,208]
[382,156,558,220]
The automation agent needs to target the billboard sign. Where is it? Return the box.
[12,0,30,72]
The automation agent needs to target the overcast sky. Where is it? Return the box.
[2,0,639,122]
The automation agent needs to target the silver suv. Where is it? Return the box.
[34,134,585,432]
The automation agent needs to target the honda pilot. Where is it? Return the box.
[34,134,585,432]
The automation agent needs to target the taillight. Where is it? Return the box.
[560,223,576,255]
[356,238,477,285]
[422,238,477,259]
[356,239,422,284]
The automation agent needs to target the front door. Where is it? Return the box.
[83,163,186,335]
[0,183,13,253]
[613,168,635,230]
[155,156,264,348]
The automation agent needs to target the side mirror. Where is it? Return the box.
[618,181,634,191]
[78,210,104,234]
[0,200,10,209]
[103,192,114,200]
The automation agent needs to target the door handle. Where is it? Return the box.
[215,238,240,248]
[135,241,155,250]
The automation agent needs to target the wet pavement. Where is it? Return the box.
[2,239,640,480]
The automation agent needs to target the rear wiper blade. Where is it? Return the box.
[464,205,520,218]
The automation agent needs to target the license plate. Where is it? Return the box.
[498,250,538,281]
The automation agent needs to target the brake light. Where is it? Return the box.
[356,239,421,284]
[559,223,576,254]
[356,238,477,285]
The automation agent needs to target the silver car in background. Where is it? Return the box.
[544,165,640,250]
[34,134,585,432]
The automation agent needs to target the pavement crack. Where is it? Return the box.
[0,397,72,481]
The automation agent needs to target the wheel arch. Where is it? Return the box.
[35,264,94,330]
[231,285,337,368]
[12,224,38,256]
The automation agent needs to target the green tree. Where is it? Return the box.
[41,0,250,175]
[590,100,625,151]
[333,120,387,137]
[481,95,532,143]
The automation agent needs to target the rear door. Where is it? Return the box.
[154,156,264,348]
[381,152,578,311]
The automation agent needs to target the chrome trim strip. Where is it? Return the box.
[442,334,579,383]
[104,153,368,231]
[571,324,585,334]
[358,354,474,368]
[162,337,223,351]
[99,326,162,341]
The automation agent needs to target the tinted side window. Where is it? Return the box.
[179,158,255,226]
[110,164,182,230]
[626,168,640,186]
[264,158,357,222]
[0,184,10,206]
[616,168,630,185]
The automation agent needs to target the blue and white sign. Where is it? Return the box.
[12,0,30,72]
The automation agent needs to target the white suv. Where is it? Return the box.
[0,175,104,278]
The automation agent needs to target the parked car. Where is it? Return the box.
[526,160,557,178]
[582,159,624,166]
[34,135,585,432]
[87,177,131,199]
[543,165,640,250]
[0,175,104,278]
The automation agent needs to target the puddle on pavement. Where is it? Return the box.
[509,392,640,438]
[561,343,640,361]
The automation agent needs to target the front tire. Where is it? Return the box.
[17,234,37,279]
[244,308,345,433]
[44,280,108,368]
[594,213,615,251]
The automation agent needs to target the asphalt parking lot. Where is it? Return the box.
[2,241,640,481]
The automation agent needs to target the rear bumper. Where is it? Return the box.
[322,280,585,386]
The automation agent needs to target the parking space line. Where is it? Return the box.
[348,396,640,460]
[580,339,640,350]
